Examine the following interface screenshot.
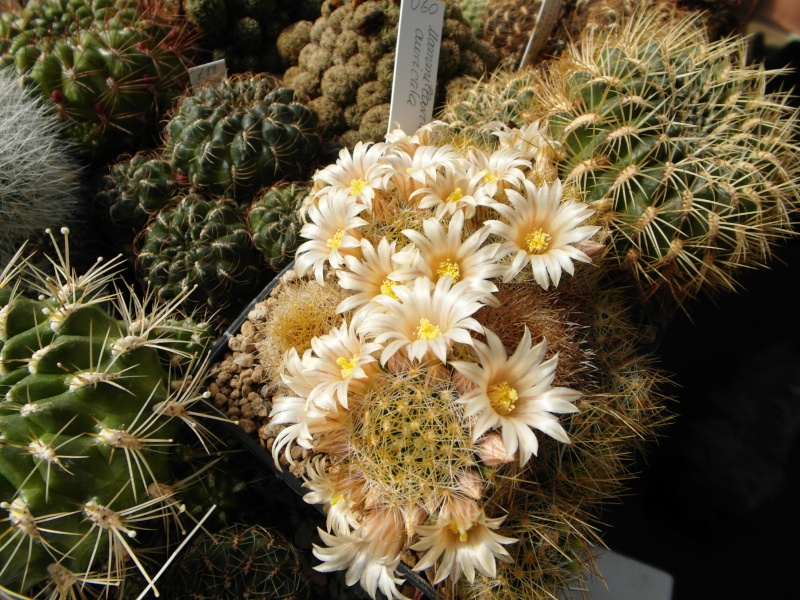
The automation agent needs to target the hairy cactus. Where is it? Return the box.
[163,75,320,202]
[163,524,311,599]
[184,0,324,74]
[94,150,180,239]
[0,67,82,266]
[0,229,219,598]
[136,193,263,313]
[248,182,310,272]
[279,0,498,145]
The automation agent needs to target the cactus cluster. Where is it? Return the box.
[183,0,324,74]
[277,0,499,147]
[0,67,82,267]
[248,181,311,272]
[0,229,220,598]
[0,0,199,160]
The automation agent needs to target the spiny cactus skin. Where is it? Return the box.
[534,4,800,300]
[0,232,216,598]
[136,193,263,313]
[279,0,498,145]
[184,0,324,74]
[0,0,198,160]
[248,182,309,272]
[0,67,82,266]
[94,150,180,238]
[164,524,311,600]
[164,75,320,201]
[454,0,490,36]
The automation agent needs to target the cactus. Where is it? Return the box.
[0,67,82,267]
[163,524,311,599]
[0,0,198,160]
[0,228,220,598]
[248,182,310,273]
[136,193,263,314]
[94,150,181,239]
[163,75,320,202]
[278,0,499,146]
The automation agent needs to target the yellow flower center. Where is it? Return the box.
[350,178,367,196]
[416,318,442,341]
[484,172,499,183]
[326,229,345,250]
[331,494,344,506]
[380,279,399,299]
[525,228,551,254]
[448,520,473,543]
[445,187,463,203]
[336,354,359,378]
[488,381,518,415]
[406,167,414,174]
[437,259,460,282]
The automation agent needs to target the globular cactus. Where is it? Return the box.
[163,75,320,202]
[0,0,198,160]
[163,524,311,599]
[248,182,310,272]
[94,150,180,239]
[0,67,82,267]
[278,0,498,146]
[136,193,263,314]
[0,229,220,599]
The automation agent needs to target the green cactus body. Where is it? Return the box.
[248,182,309,272]
[95,150,181,238]
[0,231,217,598]
[136,193,262,312]
[0,0,197,159]
[164,76,320,202]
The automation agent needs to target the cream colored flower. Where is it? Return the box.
[385,121,445,156]
[411,502,515,584]
[304,318,381,409]
[315,141,389,210]
[336,238,402,314]
[451,327,581,466]
[467,148,530,200]
[303,456,363,535]
[486,179,600,289]
[295,192,368,284]
[410,159,484,220]
[360,277,485,365]
[396,143,463,186]
[391,210,504,299]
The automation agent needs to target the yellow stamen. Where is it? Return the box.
[484,172,499,183]
[525,228,551,254]
[416,318,442,341]
[445,187,463,203]
[350,178,367,196]
[326,229,345,250]
[437,259,460,282]
[336,355,359,378]
[331,494,344,506]
[380,279,398,299]
[448,520,472,543]
[488,381,518,415]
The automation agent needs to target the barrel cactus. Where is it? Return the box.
[0,229,219,599]
[163,74,320,202]
[248,182,310,272]
[0,0,198,160]
[136,193,263,313]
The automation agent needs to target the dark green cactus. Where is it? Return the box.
[163,75,320,202]
[136,193,263,313]
[248,182,309,272]
[0,229,219,598]
[0,0,199,160]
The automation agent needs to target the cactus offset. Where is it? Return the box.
[248,182,310,272]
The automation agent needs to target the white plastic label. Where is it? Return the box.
[519,0,563,68]
[387,0,445,135]
[188,59,227,90]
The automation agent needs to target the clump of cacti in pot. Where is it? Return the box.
[0,229,224,599]
[0,0,199,160]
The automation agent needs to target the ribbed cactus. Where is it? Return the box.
[0,229,218,598]
[0,66,82,266]
[163,524,311,599]
[136,193,263,313]
[0,0,198,159]
[163,75,320,202]
[248,182,309,272]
